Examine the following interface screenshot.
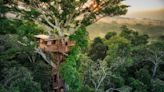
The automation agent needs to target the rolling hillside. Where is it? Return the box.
[86,17,164,40]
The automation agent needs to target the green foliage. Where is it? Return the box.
[105,32,117,40]
[117,86,132,92]
[135,69,151,87]
[152,79,164,92]
[3,0,128,37]
[148,41,164,50]
[0,0,163,91]
[17,21,42,38]
[129,78,147,92]
[89,37,108,61]
[79,85,95,92]
[60,47,82,91]
[1,67,43,92]
[91,37,104,46]
[60,27,89,91]
[0,3,10,18]
[104,36,130,48]
[24,9,41,19]
[130,45,148,62]
[9,78,42,92]
[120,25,149,46]
[30,61,51,92]
[0,19,22,34]
[104,36,130,66]
[0,17,47,92]
[70,27,88,49]
[0,84,8,92]
[111,76,125,88]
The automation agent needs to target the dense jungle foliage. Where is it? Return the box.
[0,18,164,92]
[0,0,164,92]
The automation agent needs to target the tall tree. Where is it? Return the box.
[1,0,128,91]
[147,42,164,79]
[9,0,128,38]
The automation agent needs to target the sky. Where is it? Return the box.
[123,0,164,13]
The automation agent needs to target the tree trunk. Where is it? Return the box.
[152,63,158,79]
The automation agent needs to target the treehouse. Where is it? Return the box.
[34,34,75,92]
[34,34,75,54]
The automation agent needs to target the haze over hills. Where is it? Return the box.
[97,16,164,26]
[86,8,164,40]
[124,9,164,21]
[87,16,164,40]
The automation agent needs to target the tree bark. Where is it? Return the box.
[152,63,158,79]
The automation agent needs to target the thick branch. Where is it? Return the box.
[43,14,60,31]
[96,66,106,91]
[35,48,56,68]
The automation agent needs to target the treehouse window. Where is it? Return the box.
[65,42,68,46]
[47,41,52,45]
[40,39,44,43]
[53,40,56,44]
[40,39,48,45]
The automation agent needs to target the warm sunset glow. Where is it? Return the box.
[123,0,164,20]
[123,0,164,13]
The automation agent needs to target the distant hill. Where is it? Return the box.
[96,16,164,26]
[86,17,164,40]
[125,9,164,21]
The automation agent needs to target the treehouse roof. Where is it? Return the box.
[34,34,56,41]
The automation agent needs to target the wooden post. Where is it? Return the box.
[52,53,64,92]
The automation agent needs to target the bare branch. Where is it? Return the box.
[35,48,57,68]
[91,78,97,89]
[107,88,121,92]
[43,14,60,31]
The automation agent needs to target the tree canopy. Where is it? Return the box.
[1,0,128,38]
[0,0,164,92]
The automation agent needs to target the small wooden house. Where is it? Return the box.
[35,34,75,92]
[34,34,75,54]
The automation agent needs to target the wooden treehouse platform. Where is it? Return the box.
[34,34,75,92]
[34,34,75,54]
